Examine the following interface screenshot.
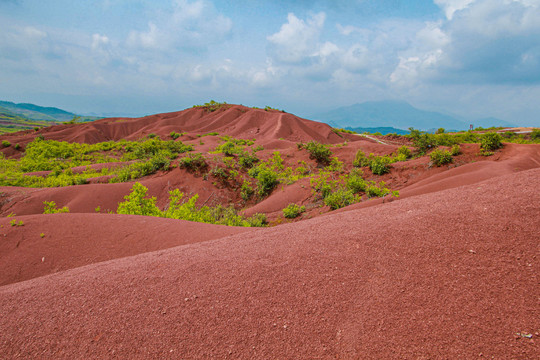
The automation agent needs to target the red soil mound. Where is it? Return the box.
[0,105,350,150]
[342,142,540,211]
[1,168,538,358]
[0,213,252,286]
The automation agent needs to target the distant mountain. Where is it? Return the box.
[0,100,102,133]
[345,126,410,135]
[0,100,100,123]
[473,117,516,129]
[312,100,469,131]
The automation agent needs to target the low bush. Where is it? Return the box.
[117,182,161,216]
[240,181,254,201]
[346,170,367,193]
[396,146,412,159]
[531,128,540,140]
[178,153,207,171]
[2,140,10,147]
[283,203,306,218]
[480,132,503,151]
[43,201,70,214]
[353,150,370,167]
[324,189,359,210]
[117,183,266,227]
[304,141,332,165]
[450,144,461,156]
[369,156,391,175]
[256,169,278,197]
[430,149,453,166]
[238,152,259,169]
[409,128,437,154]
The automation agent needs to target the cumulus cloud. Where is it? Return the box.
[267,12,326,64]
[127,0,232,50]
[434,0,476,19]
[391,0,540,86]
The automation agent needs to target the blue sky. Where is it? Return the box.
[0,0,539,125]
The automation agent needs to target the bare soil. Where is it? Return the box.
[0,105,539,358]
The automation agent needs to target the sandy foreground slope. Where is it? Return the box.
[1,167,538,359]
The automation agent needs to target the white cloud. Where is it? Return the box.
[91,34,110,51]
[434,0,476,20]
[127,0,232,51]
[23,26,47,40]
[267,12,326,64]
[390,0,540,86]
[336,24,360,36]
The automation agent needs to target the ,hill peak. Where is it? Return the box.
[0,104,346,145]
[313,100,469,131]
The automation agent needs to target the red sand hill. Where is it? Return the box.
[0,105,539,358]
[0,105,350,149]
[0,168,538,358]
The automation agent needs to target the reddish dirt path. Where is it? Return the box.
[1,168,538,359]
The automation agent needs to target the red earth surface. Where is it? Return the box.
[0,105,539,358]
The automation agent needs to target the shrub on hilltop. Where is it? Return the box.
[480,132,503,151]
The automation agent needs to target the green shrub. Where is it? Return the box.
[117,182,161,216]
[480,132,503,151]
[324,189,359,210]
[209,166,227,180]
[353,150,370,167]
[14,144,20,150]
[531,129,540,140]
[238,152,259,169]
[43,201,70,214]
[430,149,453,166]
[310,171,338,199]
[366,184,389,198]
[163,188,266,227]
[346,170,367,193]
[216,141,238,156]
[369,156,391,175]
[396,146,412,159]
[433,133,458,146]
[450,144,461,156]
[304,141,332,164]
[178,153,207,171]
[283,203,306,218]
[193,100,229,112]
[241,181,254,201]
[257,169,278,197]
[409,128,436,154]
[170,131,181,140]
[2,140,10,148]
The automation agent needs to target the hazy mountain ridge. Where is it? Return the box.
[312,100,516,131]
[0,100,100,123]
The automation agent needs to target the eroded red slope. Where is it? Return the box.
[1,168,538,358]
[0,213,253,286]
[0,105,349,148]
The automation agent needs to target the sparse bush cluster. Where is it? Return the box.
[283,203,305,218]
[178,153,207,171]
[430,149,453,167]
[480,132,503,152]
[193,100,229,112]
[0,136,194,188]
[300,141,332,165]
[310,169,398,210]
[117,182,266,227]
[43,201,70,214]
